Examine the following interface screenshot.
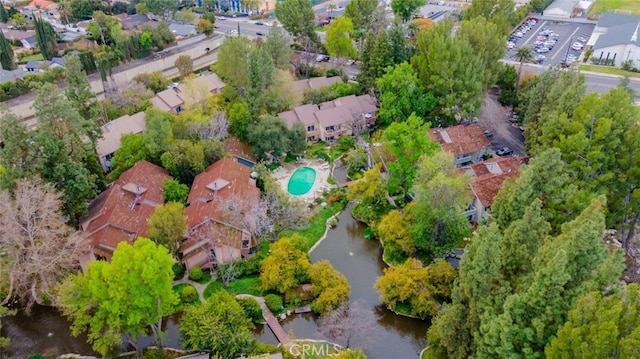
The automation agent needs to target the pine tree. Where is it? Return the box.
[0,30,15,70]
[34,16,57,60]
[0,5,8,23]
[64,54,97,122]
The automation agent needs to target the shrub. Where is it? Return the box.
[326,68,343,77]
[264,294,283,313]
[326,190,346,206]
[172,262,186,280]
[28,355,44,359]
[181,285,198,304]
[238,297,263,322]
[189,266,204,281]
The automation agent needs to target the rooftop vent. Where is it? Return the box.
[439,128,452,143]
[122,182,147,195]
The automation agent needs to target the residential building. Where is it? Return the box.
[96,112,147,172]
[79,161,171,267]
[590,13,640,68]
[428,125,491,166]
[462,156,528,222]
[169,23,197,37]
[277,94,378,142]
[150,73,226,113]
[291,75,342,92]
[24,56,66,72]
[2,29,36,45]
[119,13,155,30]
[21,36,37,49]
[181,157,260,270]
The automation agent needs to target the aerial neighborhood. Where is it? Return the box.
[0,0,640,358]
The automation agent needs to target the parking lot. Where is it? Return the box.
[506,20,595,67]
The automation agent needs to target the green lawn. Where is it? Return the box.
[203,280,224,299]
[172,283,201,306]
[580,64,640,78]
[19,53,44,62]
[280,203,344,251]
[589,0,640,15]
[226,275,263,296]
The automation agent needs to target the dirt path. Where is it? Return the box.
[477,89,527,157]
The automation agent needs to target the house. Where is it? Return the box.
[27,0,56,10]
[428,125,491,166]
[590,13,640,68]
[150,73,226,113]
[24,61,41,72]
[169,23,197,37]
[21,36,37,49]
[542,0,579,18]
[96,112,147,172]
[2,29,36,44]
[79,161,171,267]
[0,68,27,83]
[180,157,260,270]
[462,156,528,222]
[277,94,378,142]
[119,13,155,30]
[291,75,342,92]
[23,56,66,72]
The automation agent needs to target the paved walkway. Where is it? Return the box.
[236,294,293,350]
[173,277,208,303]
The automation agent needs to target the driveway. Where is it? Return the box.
[477,89,526,157]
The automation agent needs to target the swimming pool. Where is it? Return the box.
[235,156,255,168]
[287,167,317,196]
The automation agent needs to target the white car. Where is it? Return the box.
[229,30,238,35]
[536,47,550,53]
[217,16,226,20]
[514,32,524,38]
[571,42,584,51]
[507,41,515,49]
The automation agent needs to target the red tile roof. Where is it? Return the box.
[80,160,171,259]
[429,125,491,157]
[466,156,529,207]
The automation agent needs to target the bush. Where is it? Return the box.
[189,266,204,281]
[28,355,44,359]
[172,262,186,280]
[238,297,263,322]
[326,190,346,206]
[181,285,198,304]
[264,294,283,313]
[326,68,343,77]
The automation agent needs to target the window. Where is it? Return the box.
[307,125,315,132]
[325,125,340,132]
[175,105,183,114]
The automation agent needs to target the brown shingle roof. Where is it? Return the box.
[96,112,146,158]
[429,125,491,157]
[80,160,171,259]
[467,156,529,207]
[291,76,342,91]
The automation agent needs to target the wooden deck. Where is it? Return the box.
[236,294,292,349]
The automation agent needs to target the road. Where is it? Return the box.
[504,61,640,95]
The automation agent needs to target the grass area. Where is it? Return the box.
[203,280,223,299]
[121,348,197,359]
[280,203,344,251]
[226,275,263,296]
[19,53,44,62]
[172,283,201,306]
[589,0,640,15]
[580,64,640,78]
[192,272,212,284]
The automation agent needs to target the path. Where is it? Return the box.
[236,294,293,350]
[477,89,526,156]
[173,277,208,303]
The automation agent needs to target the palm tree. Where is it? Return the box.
[327,2,337,19]
[512,45,534,90]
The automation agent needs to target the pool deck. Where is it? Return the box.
[270,159,334,202]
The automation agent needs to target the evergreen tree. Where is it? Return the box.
[65,54,97,121]
[34,16,57,60]
[358,30,392,92]
[0,30,14,70]
[388,24,408,64]
[246,46,275,116]
[0,4,8,23]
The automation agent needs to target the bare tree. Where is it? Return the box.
[187,111,230,140]
[251,189,308,245]
[0,178,87,312]
[318,301,375,349]
[107,81,153,109]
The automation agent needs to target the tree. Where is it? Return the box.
[375,258,455,319]
[376,62,435,125]
[546,283,640,358]
[260,234,311,295]
[288,122,307,154]
[464,0,515,36]
[246,116,291,161]
[174,9,196,24]
[65,54,97,121]
[275,0,319,47]
[108,134,148,179]
[174,54,193,78]
[358,29,393,92]
[319,301,374,349]
[135,2,149,14]
[325,16,357,64]
[381,114,439,195]
[196,18,214,36]
[163,178,189,204]
[0,178,84,311]
[9,13,27,30]
[263,25,292,70]
[512,45,533,90]
[59,239,178,358]
[144,0,177,18]
[133,71,171,93]
[377,209,415,263]
[228,101,253,141]
[143,108,173,163]
[388,25,408,64]
[0,31,15,70]
[309,260,351,315]
[391,0,426,23]
[179,290,254,356]
[457,16,506,89]
[346,164,386,205]
[148,202,186,256]
[0,306,15,356]
[335,349,368,359]
[252,184,308,243]
[412,23,484,123]
[344,0,377,33]
[215,36,252,88]
[34,16,57,60]
[0,4,8,23]
[140,31,153,49]
[160,140,205,185]
[246,46,275,115]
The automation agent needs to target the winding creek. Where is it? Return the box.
[2,163,429,358]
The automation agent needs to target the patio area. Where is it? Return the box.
[270,159,334,202]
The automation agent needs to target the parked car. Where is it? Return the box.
[536,47,550,53]
[534,55,546,63]
[576,36,587,42]
[496,147,514,156]
[255,21,264,25]
[316,54,330,62]
[572,42,584,51]
[484,130,494,138]
[514,32,524,38]
[256,32,265,36]
[217,16,226,20]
